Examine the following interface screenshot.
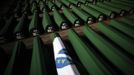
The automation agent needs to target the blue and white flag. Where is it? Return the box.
[53,35,80,75]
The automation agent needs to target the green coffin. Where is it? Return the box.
[61,0,72,8]
[68,29,112,75]
[111,0,134,7]
[112,0,134,4]
[105,24,134,44]
[53,8,68,29]
[29,10,39,33]
[97,22,134,56]
[109,20,134,38]
[117,17,134,27]
[103,1,132,12]
[14,14,26,34]
[71,5,93,24]
[55,1,63,9]
[3,41,26,75]
[42,11,54,32]
[68,0,81,6]
[83,25,134,75]
[30,36,48,75]
[81,4,104,21]
[39,1,45,12]
[97,2,125,16]
[48,1,55,11]
[87,3,116,19]
[62,6,80,26]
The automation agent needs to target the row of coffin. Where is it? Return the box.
[0,16,134,75]
[0,0,134,42]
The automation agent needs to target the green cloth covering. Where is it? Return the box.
[14,14,26,34]
[83,26,134,75]
[109,20,134,38]
[42,11,52,31]
[117,17,134,27]
[48,1,55,10]
[53,8,66,28]
[60,0,72,7]
[29,10,39,32]
[105,24,134,45]
[55,1,63,9]
[112,0,134,5]
[97,2,123,14]
[68,0,80,5]
[62,6,79,25]
[71,5,92,23]
[87,3,115,18]
[3,41,25,75]
[103,1,132,12]
[30,36,48,75]
[81,4,103,20]
[111,0,134,7]
[78,0,87,3]
[68,29,112,75]
[97,22,134,56]
[39,1,45,12]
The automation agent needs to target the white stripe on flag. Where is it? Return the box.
[53,37,80,75]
